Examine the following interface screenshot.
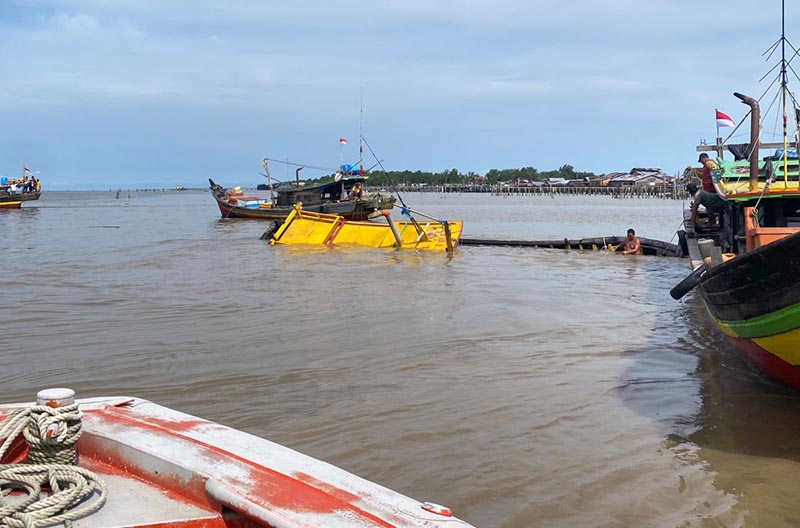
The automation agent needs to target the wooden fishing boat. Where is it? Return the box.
[0,168,41,209]
[460,235,683,256]
[673,6,800,389]
[268,205,462,251]
[0,388,475,528]
[209,177,395,221]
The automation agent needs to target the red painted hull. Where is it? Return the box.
[0,396,475,527]
[724,335,800,390]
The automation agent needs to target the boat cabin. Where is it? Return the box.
[693,147,800,254]
[275,175,368,206]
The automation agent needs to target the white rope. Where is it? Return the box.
[0,406,107,528]
[0,464,107,528]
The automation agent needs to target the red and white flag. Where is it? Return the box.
[716,110,735,128]
[23,167,31,173]
[338,137,348,145]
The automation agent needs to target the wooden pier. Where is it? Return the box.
[386,184,684,199]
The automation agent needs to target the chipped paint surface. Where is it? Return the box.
[1,397,475,528]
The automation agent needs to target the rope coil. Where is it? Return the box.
[0,404,107,528]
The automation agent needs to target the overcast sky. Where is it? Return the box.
[0,0,792,189]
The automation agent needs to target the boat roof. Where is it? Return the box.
[276,175,367,194]
[714,157,800,200]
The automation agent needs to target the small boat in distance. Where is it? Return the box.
[268,204,462,252]
[210,159,396,221]
[0,389,475,527]
[0,167,41,209]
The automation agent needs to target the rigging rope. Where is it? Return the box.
[0,404,107,528]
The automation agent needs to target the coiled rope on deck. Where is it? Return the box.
[0,404,107,528]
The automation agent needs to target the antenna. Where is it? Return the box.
[359,88,364,176]
[781,0,789,181]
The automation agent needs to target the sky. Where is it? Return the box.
[0,0,793,189]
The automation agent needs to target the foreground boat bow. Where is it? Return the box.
[0,394,475,527]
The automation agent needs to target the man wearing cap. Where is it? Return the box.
[688,182,725,228]
[697,153,718,192]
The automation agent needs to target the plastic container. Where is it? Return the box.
[697,239,715,259]
[774,148,799,159]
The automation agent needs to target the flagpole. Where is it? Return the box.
[715,108,722,160]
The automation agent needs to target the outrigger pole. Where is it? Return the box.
[360,135,426,236]
[262,158,275,201]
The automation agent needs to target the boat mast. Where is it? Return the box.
[781,0,789,182]
[359,90,364,176]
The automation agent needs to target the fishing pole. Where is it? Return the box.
[360,136,426,235]
[264,158,339,173]
[360,136,407,208]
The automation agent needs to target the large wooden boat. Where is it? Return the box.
[268,205,462,252]
[0,168,41,209]
[0,389,475,528]
[674,9,800,389]
[209,176,395,221]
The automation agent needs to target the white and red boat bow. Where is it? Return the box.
[0,396,474,528]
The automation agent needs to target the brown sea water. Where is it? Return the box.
[4,191,800,527]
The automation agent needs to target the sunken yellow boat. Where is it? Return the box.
[268,204,463,251]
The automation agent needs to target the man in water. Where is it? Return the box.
[619,228,642,255]
[697,153,718,192]
[688,182,725,228]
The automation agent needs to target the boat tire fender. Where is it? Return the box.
[677,230,688,257]
[670,263,710,300]
[260,220,281,240]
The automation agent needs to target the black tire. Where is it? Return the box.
[670,263,709,300]
[260,220,281,240]
[677,230,688,257]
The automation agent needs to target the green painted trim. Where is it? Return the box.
[717,300,800,338]
[726,193,800,202]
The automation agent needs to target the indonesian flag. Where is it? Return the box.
[339,137,348,145]
[716,110,735,128]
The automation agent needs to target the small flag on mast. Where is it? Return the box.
[716,110,735,128]
[339,138,348,145]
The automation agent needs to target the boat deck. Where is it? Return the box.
[0,397,473,528]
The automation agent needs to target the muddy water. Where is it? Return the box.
[3,191,800,527]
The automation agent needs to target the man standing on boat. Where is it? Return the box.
[619,228,642,255]
[697,153,718,192]
[688,182,725,228]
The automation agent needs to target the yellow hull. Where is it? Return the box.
[270,206,463,251]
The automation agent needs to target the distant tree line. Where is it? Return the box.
[299,164,599,187]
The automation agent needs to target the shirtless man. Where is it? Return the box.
[619,228,642,255]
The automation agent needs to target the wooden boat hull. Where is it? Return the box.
[460,236,682,256]
[0,190,40,208]
[210,179,395,221]
[270,207,463,251]
[0,395,475,528]
[697,230,800,389]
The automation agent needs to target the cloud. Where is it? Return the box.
[0,0,793,185]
